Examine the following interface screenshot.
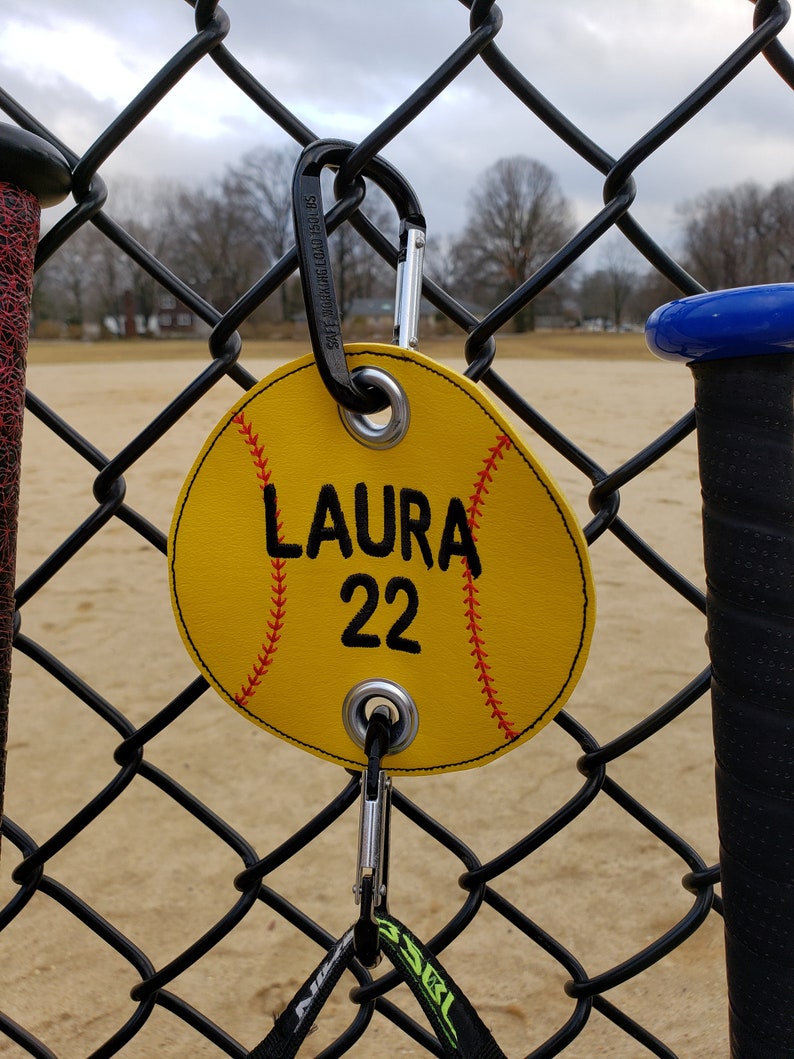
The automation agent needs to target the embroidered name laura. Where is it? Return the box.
[263,481,482,579]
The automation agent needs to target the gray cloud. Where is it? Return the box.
[3,0,794,253]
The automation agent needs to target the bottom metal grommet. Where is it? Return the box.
[342,678,419,755]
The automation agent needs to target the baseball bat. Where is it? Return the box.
[646,284,794,1059]
[0,124,71,857]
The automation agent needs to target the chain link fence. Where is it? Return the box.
[0,2,792,1055]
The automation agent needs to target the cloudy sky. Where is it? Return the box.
[3,0,794,262]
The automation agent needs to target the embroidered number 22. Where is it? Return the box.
[340,573,421,654]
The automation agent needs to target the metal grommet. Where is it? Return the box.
[343,678,419,755]
[339,366,410,449]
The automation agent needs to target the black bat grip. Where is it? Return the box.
[647,285,794,1059]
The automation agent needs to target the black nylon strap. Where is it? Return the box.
[245,929,356,1059]
[246,915,506,1058]
[376,911,507,1058]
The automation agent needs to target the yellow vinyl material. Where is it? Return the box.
[168,345,595,775]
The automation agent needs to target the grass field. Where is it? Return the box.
[26,329,649,364]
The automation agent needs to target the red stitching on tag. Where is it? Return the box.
[233,411,286,707]
[463,434,518,740]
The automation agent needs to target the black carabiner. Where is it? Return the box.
[291,138,425,414]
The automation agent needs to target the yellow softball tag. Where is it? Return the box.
[169,345,594,775]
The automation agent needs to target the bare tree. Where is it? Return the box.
[36,178,213,337]
[629,268,682,325]
[224,145,298,320]
[328,180,397,316]
[451,156,575,329]
[228,146,296,259]
[163,182,264,312]
[679,182,782,290]
[33,225,100,335]
[762,176,794,279]
[579,238,642,328]
[37,220,132,337]
[113,179,187,334]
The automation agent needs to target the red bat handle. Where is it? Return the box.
[0,124,70,857]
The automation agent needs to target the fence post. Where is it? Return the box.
[646,285,794,1059]
[0,124,71,856]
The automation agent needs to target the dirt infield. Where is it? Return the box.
[26,330,649,366]
[1,349,726,1057]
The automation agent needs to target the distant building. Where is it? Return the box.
[154,293,201,336]
[104,292,204,338]
[294,296,487,341]
[344,296,439,338]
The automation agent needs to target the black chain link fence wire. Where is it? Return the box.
[0,0,791,1055]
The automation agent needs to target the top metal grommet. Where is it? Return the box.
[339,366,410,449]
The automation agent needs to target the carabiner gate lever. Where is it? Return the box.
[353,705,393,966]
[394,221,425,351]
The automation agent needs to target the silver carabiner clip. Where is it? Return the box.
[353,705,393,966]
